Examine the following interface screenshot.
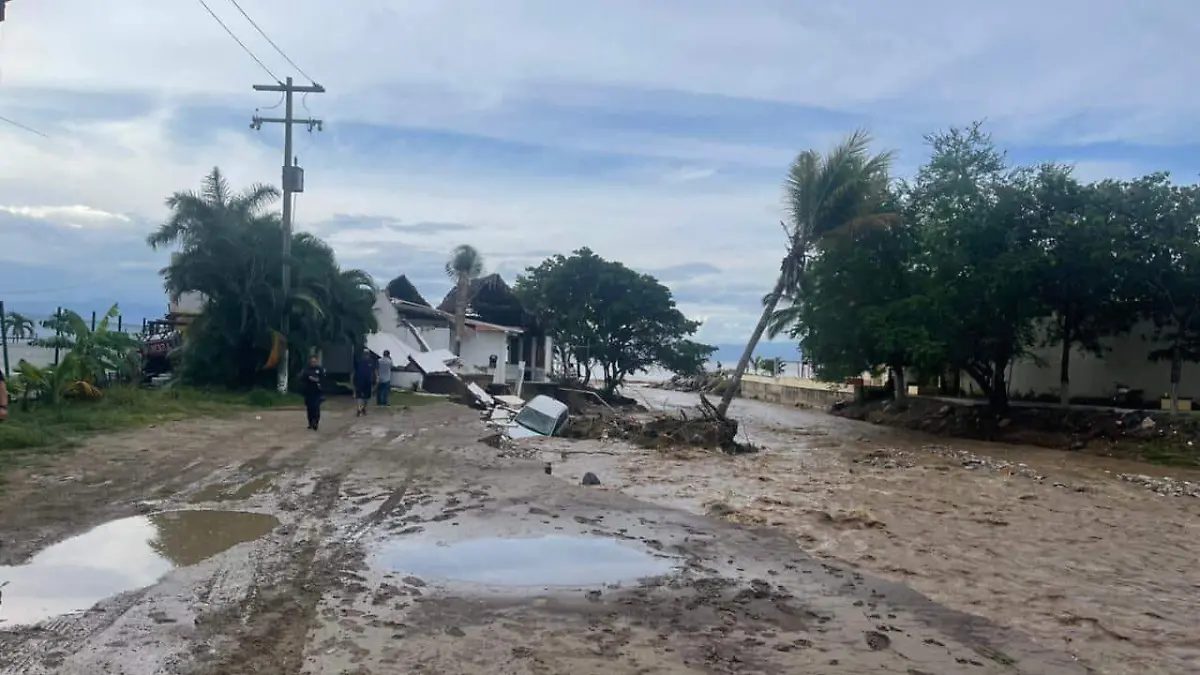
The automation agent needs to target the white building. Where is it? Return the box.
[363,274,554,388]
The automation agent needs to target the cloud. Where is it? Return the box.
[642,262,723,283]
[1,0,1197,342]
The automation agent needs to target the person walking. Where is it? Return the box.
[299,355,326,431]
[353,347,375,417]
[376,349,394,407]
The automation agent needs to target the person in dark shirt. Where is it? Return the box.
[299,355,326,430]
[353,347,375,417]
[0,368,8,423]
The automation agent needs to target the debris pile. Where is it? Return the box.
[652,371,737,395]
[1116,473,1200,498]
[561,396,753,454]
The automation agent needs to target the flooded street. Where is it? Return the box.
[538,388,1200,675]
[0,400,1090,674]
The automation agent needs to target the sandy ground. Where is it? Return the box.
[533,388,1200,675]
[0,399,1087,674]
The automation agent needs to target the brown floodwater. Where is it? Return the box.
[544,388,1200,675]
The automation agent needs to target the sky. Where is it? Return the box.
[1,1,1197,343]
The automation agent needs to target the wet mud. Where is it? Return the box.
[0,399,1093,674]
[538,387,1200,675]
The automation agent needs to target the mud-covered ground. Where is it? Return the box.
[531,388,1200,675]
[0,399,1087,674]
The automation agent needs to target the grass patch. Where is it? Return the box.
[1138,437,1200,468]
[388,390,447,407]
[0,386,301,475]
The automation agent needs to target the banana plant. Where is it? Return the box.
[11,356,100,408]
[34,304,138,386]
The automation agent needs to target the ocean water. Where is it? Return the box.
[2,343,58,371]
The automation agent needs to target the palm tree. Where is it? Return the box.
[445,245,484,355]
[151,169,377,387]
[717,130,895,417]
[4,311,35,341]
[147,167,279,253]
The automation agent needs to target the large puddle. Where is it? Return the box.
[373,535,677,587]
[0,510,279,628]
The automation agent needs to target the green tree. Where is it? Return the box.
[1034,169,1139,404]
[907,124,1048,411]
[1126,175,1200,412]
[35,304,140,385]
[445,245,484,356]
[150,169,377,387]
[758,357,784,377]
[515,248,703,395]
[718,131,895,416]
[4,311,35,340]
[658,339,717,378]
[768,200,941,399]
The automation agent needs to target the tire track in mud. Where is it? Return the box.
[190,430,436,675]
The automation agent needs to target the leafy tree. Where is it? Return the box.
[1125,175,1200,412]
[718,131,895,416]
[445,245,484,356]
[906,124,1048,411]
[758,357,785,377]
[1033,169,1139,404]
[658,339,717,378]
[515,248,703,394]
[150,168,377,387]
[770,207,941,399]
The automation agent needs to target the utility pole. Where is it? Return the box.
[251,76,324,393]
[0,1,11,23]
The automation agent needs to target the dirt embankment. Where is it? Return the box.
[833,396,1200,467]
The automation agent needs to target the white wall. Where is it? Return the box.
[459,330,509,374]
[414,326,451,352]
[1001,319,1200,400]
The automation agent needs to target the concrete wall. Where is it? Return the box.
[459,330,508,376]
[739,375,853,408]
[993,319,1200,401]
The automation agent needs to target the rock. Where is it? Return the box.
[581,472,601,486]
[544,462,552,475]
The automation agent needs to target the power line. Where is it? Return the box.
[193,0,280,82]
[250,77,325,393]
[0,113,47,138]
[225,0,318,84]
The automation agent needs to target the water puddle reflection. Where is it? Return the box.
[373,535,677,587]
[0,510,278,628]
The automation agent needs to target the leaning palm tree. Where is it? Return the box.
[717,130,895,417]
[445,245,484,355]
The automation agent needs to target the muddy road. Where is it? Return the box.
[0,399,1087,674]
[537,388,1200,675]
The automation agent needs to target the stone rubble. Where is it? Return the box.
[856,444,1200,499]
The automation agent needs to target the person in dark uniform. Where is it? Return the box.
[299,355,326,430]
[0,368,9,423]
[353,347,375,417]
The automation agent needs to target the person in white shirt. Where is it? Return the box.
[376,349,394,406]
